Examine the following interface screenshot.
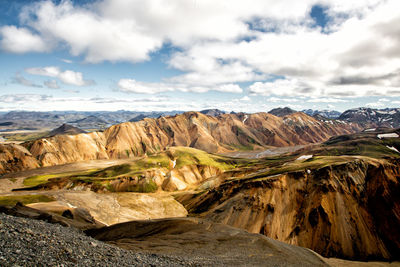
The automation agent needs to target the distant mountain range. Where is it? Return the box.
[338,107,400,128]
[200,109,226,116]
[268,107,400,128]
[268,108,341,119]
[0,110,184,130]
[302,109,341,119]
[0,107,399,132]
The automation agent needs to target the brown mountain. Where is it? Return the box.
[0,111,361,174]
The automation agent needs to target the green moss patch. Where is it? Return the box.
[23,169,99,187]
[0,194,55,206]
[126,179,158,193]
[91,164,132,177]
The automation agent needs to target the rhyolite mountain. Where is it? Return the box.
[0,111,361,174]
[177,129,400,260]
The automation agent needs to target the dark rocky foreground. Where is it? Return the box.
[0,213,198,267]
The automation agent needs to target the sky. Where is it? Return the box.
[0,0,399,113]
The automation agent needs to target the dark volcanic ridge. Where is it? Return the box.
[268,107,297,117]
[199,109,226,117]
[48,124,86,137]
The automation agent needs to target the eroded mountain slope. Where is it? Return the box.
[177,131,400,260]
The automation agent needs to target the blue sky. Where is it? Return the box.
[0,0,399,112]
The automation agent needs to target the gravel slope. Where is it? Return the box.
[0,213,197,267]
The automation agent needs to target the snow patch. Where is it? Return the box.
[242,115,248,124]
[66,203,77,208]
[377,133,399,139]
[386,146,400,153]
[296,155,313,161]
[364,128,376,132]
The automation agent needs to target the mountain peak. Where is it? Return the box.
[268,107,297,117]
[200,109,226,116]
[48,123,86,137]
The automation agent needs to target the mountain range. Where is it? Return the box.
[338,107,400,128]
[0,110,184,131]
[302,109,342,119]
[0,111,361,174]
[1,107,400,133]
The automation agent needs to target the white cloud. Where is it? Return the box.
[366,102,385,108]
[15,0,162,63]
[307,98,348,103]
[44,79,60,89]
[0,94,50,103]
[117,79,242,94]
[58,70,94,86]
[26,66,60,77]
[327,104,335,109]
[249,78,315,96]
[267,97,299,103]
[26,66,94,86]
[12,73,42,88]
[217,84,243,93]
[0,26,48,53]
[61,58,73,64]
[240,96,251,101]
[63,89,79,93]
[117,79,174,94]
[168,59,267,85]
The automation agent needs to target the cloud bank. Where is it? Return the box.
[0,0,399,97]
